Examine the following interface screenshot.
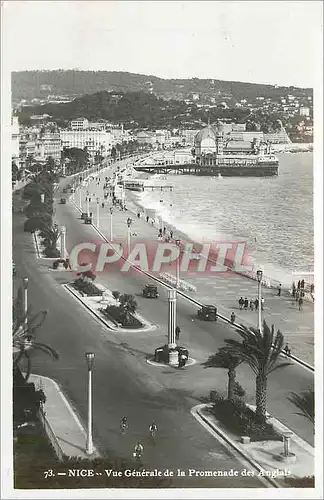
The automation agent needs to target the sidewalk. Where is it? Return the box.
[29,374,99,460]
[76,172,314,367]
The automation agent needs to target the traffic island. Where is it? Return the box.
[147,346,196,368]
[62,282,155,333]
[191,403,314,488]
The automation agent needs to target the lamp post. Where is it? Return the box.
[256,270,263,333]
[167,289,178,366]
[85,352,95,455]
[79,189,82,211]
[126,218,132,256]
[22,277,28,328]
[175,239,181,289]
[86,196,90,217]
[96,197,100,228]
[109,207,113,241]
[60,226,67,260]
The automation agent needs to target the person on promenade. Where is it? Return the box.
[238,297,244,310]
[230,312,236,324]
[137,212,140,219]
[310,283,314,294]
[254,298,259,310]
[170,230,173,239]
[277,284,282,296]
[249,299,254,311]
[244,297,249,310]
[163,227,166,236]
[301,279,305,289]
[178,352,187,368]
[261,297,265,310]
[133,442,144,460]
[295,291,300,303]
[292,282,296,298]
[146,215,149,223]
[158,228,163,238]
[297,280,301,290]
[175,325,181,341]
[298,296,303,311]
[284,343,291,356]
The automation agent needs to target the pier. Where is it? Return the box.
[134,163,279,177]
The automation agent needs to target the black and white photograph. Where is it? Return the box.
[1,1,323,498]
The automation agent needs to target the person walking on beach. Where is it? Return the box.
[230,312,236,324]
[277,284,281,296]
[238,297,244,310]
[249,299,254,311]
[244,297,249,310]
[298,296,303,311]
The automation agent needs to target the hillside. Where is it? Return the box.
[12,70,312,103]
[17,90,253,129]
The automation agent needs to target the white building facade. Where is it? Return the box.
[60,130,114,157]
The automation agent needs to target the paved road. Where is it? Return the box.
[13,192,263,488]
[63,170,314,444]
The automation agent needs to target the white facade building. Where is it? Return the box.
[60,130,113,157]
[70,118,89,131]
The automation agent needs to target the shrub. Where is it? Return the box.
[43,246,60,258]
[24,217,51,233]
[112,291,120,301]
[234,381,246,399]
[73,277,103,296]
[103,305,143,329]
[208,397,281,441]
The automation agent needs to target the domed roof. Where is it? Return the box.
[194,125,218,146]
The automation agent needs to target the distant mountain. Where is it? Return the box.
[12,70,312,103]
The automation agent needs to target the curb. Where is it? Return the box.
[191,404,281,488]
[62,283,156,333]
[69,182,314,373]
[146,357,197,368]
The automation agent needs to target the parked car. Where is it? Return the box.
[60,198,66,204]
[84,216,92,224]
[81,212,88,220]
[197,304,217,321]
[143,284,159,298]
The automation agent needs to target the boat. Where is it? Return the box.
[120,179,145,192]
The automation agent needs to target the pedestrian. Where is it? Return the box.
[178,352,187,368]
[151,218,155,226]
[238,297,244,310]
[301,279,305,289]
[298,297,303,311]
[254,298,259,310]
[230,312,236,324]
[261,297,265,310]
[277,283,281,296]
[284,343,291,356]
[137,212,140,219]
[146,215,149,223]
[295,291,300,303]
[297,280,301,290]
[244,297,249,310]
[292,282,296,298]
[89,197,91,202]
[249,299,254,311]
[163,227,166,236]
[158,228,163,238]
[310,283,314,294]
[170,230,173,239]
[175,325,180,341]
[101,202,105,208]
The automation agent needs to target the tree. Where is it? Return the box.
[119,294,137,323]
[288,387,314,425]
[13,296,59,383]
[203,347,243,401]
[39,226,61,252]
[224,321,292,422]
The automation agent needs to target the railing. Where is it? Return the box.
[38,405,65,462]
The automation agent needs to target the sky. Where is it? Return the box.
[2,0,323,88]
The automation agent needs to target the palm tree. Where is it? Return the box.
[13,292,59,383]
[288,387,314,425]
[40,226,61,251]
[119,294,137,323]
[203,347,243,401]
[224,320,292,422]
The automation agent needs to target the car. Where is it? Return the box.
[81,212,88,220]
[143,284,159,298]
[197,304,217,321]
[84,216,92,224]
[60,198,66,204]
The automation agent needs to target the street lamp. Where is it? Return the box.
[256,270,263,333]
[126,217,132,256]
[96,197,100,228]
[86,196,90,217]
[85,352,95,455]
[109,207,114,241]
[22,277,28,328]
[175,239,181,289]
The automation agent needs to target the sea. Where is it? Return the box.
[128,151,314,288]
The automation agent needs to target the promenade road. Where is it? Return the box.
[51,172,314,447]
[77,172,314,367]
[13,193,263,488]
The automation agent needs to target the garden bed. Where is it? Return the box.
[206,394,282,442]
[101,305,144,329]
[72,277,103,297]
